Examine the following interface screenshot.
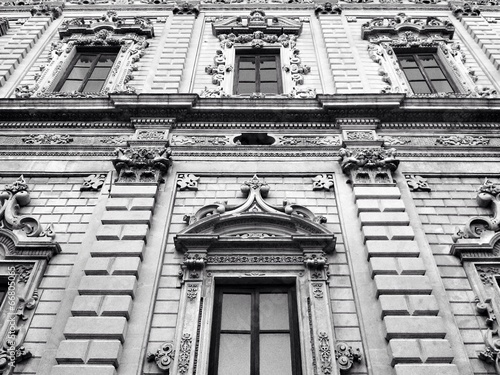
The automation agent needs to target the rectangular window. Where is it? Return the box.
[0,279,7,308]
[234,51,282,95]
[55,49,118,93]
[397,51,458,94]
[209,285,301,375]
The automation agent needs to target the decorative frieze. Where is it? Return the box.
[178,333,192,374]
[147,342,175,372]
[171,135,231,146]
[15,264,33,283]
[436,135,489,146]
[339,148,399,185]
[137,130,166,140]
[22,134,73,145]
[277,136,341,146]
[406,175,431,192]
[318,332,333,375]
[177,174,200,191]
[476,265,500,285]
[381,136,410,146]
[312,174,334,191]
[81,174,106,191]
[112,146,172,183]
[99,136,129,145]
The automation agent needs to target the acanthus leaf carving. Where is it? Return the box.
[315,2,342,15]
[339,148,399,185]
[318,332,333,375]
[22,134,73,145]
[112,146,172,183]
[178,333,192,374]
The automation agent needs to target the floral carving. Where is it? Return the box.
[99,136,129,145]
[0,345,32,373]
[0,176,50,238]
[436,135,489,146]
[476,265,500,285]
[475,298,500,372]
[312,174,334,191]
[381,136,410,146]
[137,131,165,140]
[178,333,192,374]
[345,131,374,141]
[277,136,341,146]
[22,134,73,145]
[453,178,500,242]
[312,283,324,298]
[81,174,106,191]
[315,2,342,15]
[15,264,33,283]
[186,284,198,301]
[113,146,172,183]
[335,342,362,372]
[318,332,332,375]
[406,175,431,192]
[173,3,199,17]
[206,50,232,85]
[177,174,200,191]
[171,135,231,146]
[339,148,399,185]
[288,87,317,98]
[283,49,311,85]
[147,342,175,372]
[199,86,230,98]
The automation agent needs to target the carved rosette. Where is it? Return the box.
[453,179,500,242]
[16,12,153,98]
[362,14,494,97]
[112,146,172,183]
[338,148,399,185]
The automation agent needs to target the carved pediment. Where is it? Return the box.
[212,10,302,36]
[59,11,154,38]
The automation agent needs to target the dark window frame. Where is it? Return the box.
[54,47,119,93]
[233,49,283,95]
[209,284,302,375]
[395,48,460,94]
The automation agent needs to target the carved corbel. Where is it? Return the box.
[179,253,207,282]
[112,145,172,183]
[453,178,500,242]
[338,148,399,185]
[147,342,175,373]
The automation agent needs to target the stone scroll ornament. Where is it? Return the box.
[112,145,172,183]
[147,342,175,372]
[476,297,500,373]
[335,342,362,372]
[453,178,500,241]
[0,176,53,238]
[338,148,399,185]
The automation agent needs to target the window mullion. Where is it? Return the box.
[81,54,100,92]
[414,54,436,93]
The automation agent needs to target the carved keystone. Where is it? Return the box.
[112,146,172,184]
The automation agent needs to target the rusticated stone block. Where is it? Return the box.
[56,340,122,366]
[384,316,447,339]
[63,317,127,342]
[84,257,141,277]
[106,198,129,211]
[394,364,459,375]
[353,186,401,199]
[389,339,453,365]
[130,198,155,211]
[357,199,405,212]
[359,212,410,226]
[375,275,432,295]
[101,211,152,226]
[110,185,157,198]
[96,225,121,241]
[366,241,420,258]
[379,295,439,317]
[78,275,137,297]
[71,295,132,319]
[363,226,414,241]
[90,241,145,258]
[50,365,117,375]
[370,258,425,277]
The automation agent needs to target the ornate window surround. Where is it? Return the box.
[362,13,496,97]
[202,11,315,98]
[16,11,154,98]
[166,175,345,375]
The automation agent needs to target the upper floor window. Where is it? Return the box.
[55,49,118,93]
[397,51,458,94]
[234,50,282,95]
[0,278,6,308]
[209,284,301,375]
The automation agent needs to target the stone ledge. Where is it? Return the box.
[71,295,132,319]
[90,241,145,259]
[50,365,117,375]
[375,275,432,296]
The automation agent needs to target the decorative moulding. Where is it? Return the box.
[436,135,489,146]
[338,148,399,185]
[16,11,153,98]
[362,13,495,97]
[112,145,172,183]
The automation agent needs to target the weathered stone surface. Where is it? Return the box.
[366,241,420,258]
[370,257,425,276]
[55,340,122,366]
[379,295,439,316]
[375,275,432,295]
[389,339,453,365]
[90,241,145,258]
[384,316,447,339]
[78,275,137,297]
[63,317,127,342]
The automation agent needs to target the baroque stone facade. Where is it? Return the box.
[0,2,500,375]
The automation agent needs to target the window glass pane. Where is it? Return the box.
[82,80,105,93]
[98,54,116,66]
[419,55,438,67]
[259,333,292,375]
[75,55,95,67]
[59,80,82,92]
[67,67,89,81]
[90,67,112,80]
[221,293,251,330]
[425,67,446,80]
[409,81,431,94]
[239,58,256,70]
[238,69,255,83]
[433,80,454,93]
[237,82,256,94]
[219,334,251,375]
[260,70,278,82]
[403,68,424,81]
[399,57,417,68]
[259,293,289,330]
[260,82,278,93]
